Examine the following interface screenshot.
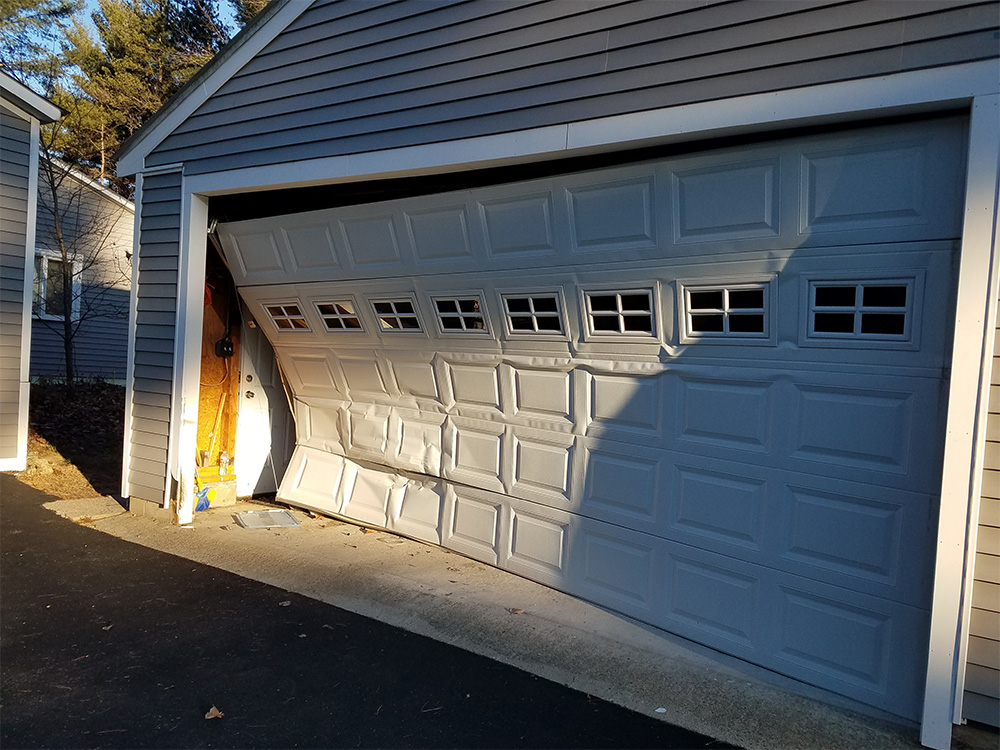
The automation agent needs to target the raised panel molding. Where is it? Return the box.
[568,177,655,251]
[672,160,778,242]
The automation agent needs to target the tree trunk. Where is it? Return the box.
[62,260,75,391]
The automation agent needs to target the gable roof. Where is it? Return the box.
[0,71,60,123]
[115,0,308,176]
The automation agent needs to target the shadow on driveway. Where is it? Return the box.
[0,474,734,749]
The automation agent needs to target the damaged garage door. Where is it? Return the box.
[216,117,967,719]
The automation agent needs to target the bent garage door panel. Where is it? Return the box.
[216,117,966,719]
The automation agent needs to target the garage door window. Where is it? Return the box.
[683,283,769,340]
[315,299,364,331]
[265,302,310,331]
[370,296,423,332]
[809,280,911,340]
[582,289,656,338]
[432,295,490,334]
[501,293,565,335]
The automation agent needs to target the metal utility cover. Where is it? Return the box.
[234,509,300,529]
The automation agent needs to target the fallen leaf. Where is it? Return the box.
[507,608,526,615]
[205,706,223,720]
[278,601,291,607]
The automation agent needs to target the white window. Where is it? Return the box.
[315,299,364,332]
[370,296,423,333]
[33,252,80,320]
[500,293,565,335]
[683,283,769,339]
[582,288,656,338]
[264,302,310,331]
[808,280,912,340]
[431,294,491,335]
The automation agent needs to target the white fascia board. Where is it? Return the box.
[920,93,1000,750]
[59,162,134,212]
[184,59,1000,197]
[0,72,60,123]
[115,0,308,177]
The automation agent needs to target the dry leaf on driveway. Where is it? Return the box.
[205,706,223,720]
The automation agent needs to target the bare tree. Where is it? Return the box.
[33,150,132,389]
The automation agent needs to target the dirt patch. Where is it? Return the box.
[15,381,125,500]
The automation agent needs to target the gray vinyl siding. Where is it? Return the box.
[0,104,30,461]
[965,321,1000,727]
[126,170,179,504]
[30,172,133,380]
[146,0,1000,174]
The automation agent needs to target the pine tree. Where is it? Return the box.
[0,0,81,84]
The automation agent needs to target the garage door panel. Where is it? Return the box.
[670,462,768,552]
[674,375,775,453]
[784,374,944,490]
[384,355,442,404]
[790,384,914,473]
[280,349,347,400]
[219,119,964,289]
[777,481,931,601]
[243,117,965,720]
[671,157,780,244]
[298,398,347,455]
[664,552,762,649]
[580,441,664,531]
[571,518,663,617]
[509,427,575,509]
[567,175,657,252]
[584,371,667,444]
[480,191,557,258]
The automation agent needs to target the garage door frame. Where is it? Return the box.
[131,60,1000,750]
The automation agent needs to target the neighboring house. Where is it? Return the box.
[31,162,133,381]
[0,72,60,472]
[113,2,1000,747]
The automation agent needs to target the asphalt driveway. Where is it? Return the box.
[0,474,732,749]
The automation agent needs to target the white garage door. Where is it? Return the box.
[217,116,967,719]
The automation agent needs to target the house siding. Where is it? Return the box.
[125,170,180,505]
[31,171,133,379]
[0,103,30,461]
[965,319,1000,727]
[145,0,1000,174]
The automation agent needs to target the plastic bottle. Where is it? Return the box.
[219,450,230,478]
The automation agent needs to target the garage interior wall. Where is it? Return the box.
[217,115,968,721]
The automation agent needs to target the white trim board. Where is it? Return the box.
[0,72,60,123]
[922,93,1000,749]
[183,59,999,197]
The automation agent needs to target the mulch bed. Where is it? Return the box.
[16,381,125,499]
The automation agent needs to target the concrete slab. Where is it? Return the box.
[44,495,128,523]
[66,497,943,750]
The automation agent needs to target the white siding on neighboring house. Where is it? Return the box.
[965,320,1000,727]
[30,167,133,380]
